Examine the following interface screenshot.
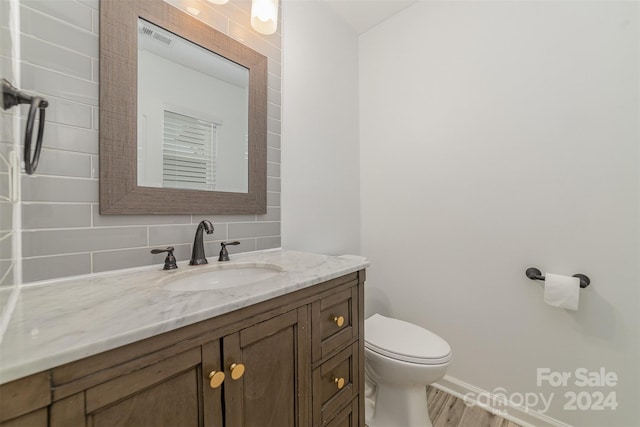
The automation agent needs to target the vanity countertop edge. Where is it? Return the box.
[0,249,369,385]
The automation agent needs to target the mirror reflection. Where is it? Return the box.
[137,19,249,193]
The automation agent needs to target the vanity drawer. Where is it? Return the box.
[313,285,359,362]
[312,342,359,426]
[326,398,359,427]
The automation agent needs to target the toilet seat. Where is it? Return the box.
[365,314,452,365]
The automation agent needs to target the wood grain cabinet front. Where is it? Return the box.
[312,343,359,426]
[326,399,359,427]
[0,270,365,427]
[312,286,359,363]
[48,344,217,427]
[0,372,50,427]
[222,307,310,427]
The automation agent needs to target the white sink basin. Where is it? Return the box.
[161,263,283,292]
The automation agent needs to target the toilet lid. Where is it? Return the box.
[365,314,452,365]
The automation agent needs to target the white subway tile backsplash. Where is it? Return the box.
[0,201,12,231]
[267,146,280,163]
[268,87,281,106]
[268,58,281,78]
[267,101,281,121]
[21,176,98,203]
[91,8,98,34]
[22,0,93,32]
[257,236,280,250]
[22,96,93,129]
[228,21,280,62]
[268,73,281,93]
[76,0,99,11]
[20,62,98,106]
[267,191,280,207]
[267,177,280,192]
[34,120,98,154]
[22,203,92,229]
[192,214,256,224]
[148,223,226,246]
[23,226,148,257]
[22,253,91,282]
[92,59,99,82]
[92,107,98,130]
[92,205,191,227]
[0,260,14,286]
[91,155,98,178]
[0,1,11,27]
[32,149,92,178]
[21,34,92,80]
[0,28,10,56]
[0,58,13,87]
[268,117,281,135]
[0,143,11,171]
[267,132,280,149]
[229,221,280,239]
[257,206,280,222]
[165,0,229,33]
[267,161,280,178]
[20,5,98,58]
[0,173,8,200]
[0,232,12,260]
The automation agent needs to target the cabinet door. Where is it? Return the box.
[79,346,214,427]
[223,306,310,427]
[0,372,50,427]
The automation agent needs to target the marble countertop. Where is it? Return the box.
[0,249,369,384]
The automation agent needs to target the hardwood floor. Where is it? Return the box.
[365,386,522,427]
[427,387,522,427]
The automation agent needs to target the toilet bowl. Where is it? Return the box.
[364,314,452,427]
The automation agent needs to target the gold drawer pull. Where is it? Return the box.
[208,370,225,388]
[230,363,246,380]
[332,315,345,327]
[333,376,345,390]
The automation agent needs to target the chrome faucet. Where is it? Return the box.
[190,220,214,265]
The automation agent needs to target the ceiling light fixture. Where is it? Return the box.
[207,0,229,5]
[251,0,279,35]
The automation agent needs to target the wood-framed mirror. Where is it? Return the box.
[100,0,267,214]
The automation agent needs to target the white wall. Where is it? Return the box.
[281,1,361,255]
[360,2,639,426]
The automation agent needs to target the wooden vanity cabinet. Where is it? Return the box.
[0,270,365,427]
[222,306,310,426]
[0,372,50,427]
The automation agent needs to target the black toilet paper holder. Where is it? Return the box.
[526,267,590,289]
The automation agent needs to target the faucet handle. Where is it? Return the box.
[151,246,178,270]
[218,241,240,262]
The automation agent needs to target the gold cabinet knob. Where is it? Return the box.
[332,315,345,327]
[333,376,345,390]
[208,370,225,389]
[230,363,246,380]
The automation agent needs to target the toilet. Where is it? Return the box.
[364,314,452,427]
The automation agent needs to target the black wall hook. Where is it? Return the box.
[2,78,48,175]
[526,267,590,289]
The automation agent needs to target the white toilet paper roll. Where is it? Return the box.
[544,273,580,311]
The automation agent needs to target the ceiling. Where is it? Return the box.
[322,0,417,34]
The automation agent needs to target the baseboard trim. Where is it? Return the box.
[432,375,572,427]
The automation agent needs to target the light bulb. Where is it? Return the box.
[251,0,278,35]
